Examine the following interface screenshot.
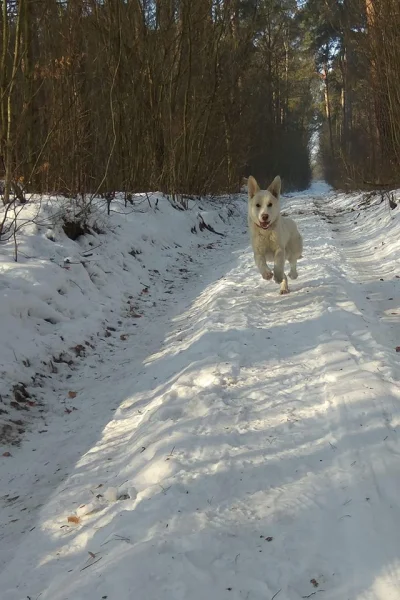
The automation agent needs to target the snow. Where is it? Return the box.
[0,192,238,438]
[0,184,400,600]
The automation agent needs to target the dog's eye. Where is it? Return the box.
[267,203,273,207]
[256,203,261,208]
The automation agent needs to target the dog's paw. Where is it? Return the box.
[274,274,283,284]
[288,270,298,280]
[280,287,290,295]
[262,270,273,280]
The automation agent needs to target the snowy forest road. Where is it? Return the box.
[1,186,400,600]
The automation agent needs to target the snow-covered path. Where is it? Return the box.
[1,187,400,600]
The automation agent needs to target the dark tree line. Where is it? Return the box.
[302,0,400,188]
[2,0,399,200]
[0,0,315,203]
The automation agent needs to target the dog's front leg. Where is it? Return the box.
[274,249,290,294]
[254,252,273,280]
[273,248,285,284]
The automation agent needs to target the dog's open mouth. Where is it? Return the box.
[259,222,270,230]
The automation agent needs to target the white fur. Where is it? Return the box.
[247,175,303,294]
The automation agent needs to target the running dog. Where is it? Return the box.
[247,175,303,294]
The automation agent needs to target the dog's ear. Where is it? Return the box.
[268,175,281,198]
[248,176,260,199]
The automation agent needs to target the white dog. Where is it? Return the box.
[247,175,303,294]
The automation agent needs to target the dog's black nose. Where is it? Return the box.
[261,214,269,222]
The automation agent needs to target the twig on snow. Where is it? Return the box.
[69,279,84,293]
[80,556,102,571]
[271,589,282,600]
[81,242,103,255]
[101,534,131,546]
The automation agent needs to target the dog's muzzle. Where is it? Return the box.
[257,221,271,230]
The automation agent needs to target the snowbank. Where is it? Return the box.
[0,192,244,441]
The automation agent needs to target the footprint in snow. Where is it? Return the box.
[154,406,184,422]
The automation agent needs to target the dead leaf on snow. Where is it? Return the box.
[67,515,80,524]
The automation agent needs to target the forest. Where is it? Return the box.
[1,0,400,200]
